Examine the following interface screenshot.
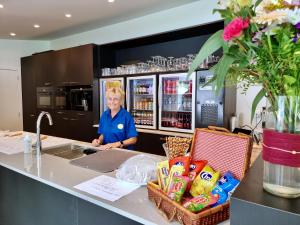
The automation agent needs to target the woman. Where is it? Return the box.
[92,87,138,150]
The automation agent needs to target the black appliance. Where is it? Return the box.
[69,86,93,111]
[54,87,68,109]
[195,70,224,128]
[36,87,54,109]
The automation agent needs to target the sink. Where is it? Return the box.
[42,144,98,160]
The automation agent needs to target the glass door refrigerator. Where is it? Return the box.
[126,75,157,129]
[159,72,196,133]
[99,77,125,115]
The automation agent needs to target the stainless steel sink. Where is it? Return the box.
[42,144,97,160]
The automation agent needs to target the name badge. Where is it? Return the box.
[117,124,124,129]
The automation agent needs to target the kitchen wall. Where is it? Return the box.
[0,40,50,131]
[50,1,221,49]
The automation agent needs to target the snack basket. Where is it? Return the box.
[147,126,253,225]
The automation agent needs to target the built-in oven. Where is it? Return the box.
[70,86,93,111]
[54,87,68,110]
[36,87,54,109]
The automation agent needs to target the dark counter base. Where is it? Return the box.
[231,155,300,225]
[0,166,141,225]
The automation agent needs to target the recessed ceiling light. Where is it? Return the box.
[108,0,115,2]
[0,4,4,8]
[10,33,16,36]
[65,13,72,18]
[34,24,40,28]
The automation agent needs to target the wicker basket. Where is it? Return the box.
[147,126,253,225]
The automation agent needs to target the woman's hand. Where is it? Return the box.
[91,139,100,147]
[98,144,112,150]
[98,142,121,150]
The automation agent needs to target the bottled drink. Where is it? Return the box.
[148,84,152,95]
[189,80,192,94]
[177,113,183,128]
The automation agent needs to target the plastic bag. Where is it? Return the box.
[116,154,160,185]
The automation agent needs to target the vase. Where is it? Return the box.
[263,96,300,198]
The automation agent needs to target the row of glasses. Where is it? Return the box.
[101,54,220,76]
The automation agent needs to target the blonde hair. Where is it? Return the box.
[106,87,125,102]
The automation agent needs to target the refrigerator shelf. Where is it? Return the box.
[163,93,192,95]
[162,110,192,113]
[132,109,153,111]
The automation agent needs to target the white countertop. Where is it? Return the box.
[0,133,229,225]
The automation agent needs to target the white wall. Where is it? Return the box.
[236,85,267,130]
[50,0,220,50]
[0,40,50,131]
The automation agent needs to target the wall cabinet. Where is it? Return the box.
[21,56,37,132]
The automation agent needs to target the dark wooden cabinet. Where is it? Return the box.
[66,45,94,86]
[34,51,55,87]
[21,56,37,132]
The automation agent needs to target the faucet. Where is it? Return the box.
[36,111,53,155]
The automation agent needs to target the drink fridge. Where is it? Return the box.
[126,75,157,129]
[99,77,125,115]
[159,73,196,133]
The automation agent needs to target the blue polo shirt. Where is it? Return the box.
[98,107,138,150]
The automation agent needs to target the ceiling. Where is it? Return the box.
[0,0,197,40]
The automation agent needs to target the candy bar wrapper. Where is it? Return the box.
[169,156,191,176]
[164,165,185,193]
[167,175,189,202]
[212,171,240,205]
[156,160,169,191]
[183,193,219,213]
[190,165,220,197]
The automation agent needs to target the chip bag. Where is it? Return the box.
[156,160,169,190]
[183,193,219,212]
[190,165,220,197]
[188,160,208,181]
[212,171,240,205]
[167,175,189,202]
[165,165,185,193]
[169,156,190,176]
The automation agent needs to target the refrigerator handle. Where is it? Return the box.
[126,81,130,111]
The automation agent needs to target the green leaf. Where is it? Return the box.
[251,88,266,122]
[214,54,236,92]
[188,30,224,77]
[283,75,297,85]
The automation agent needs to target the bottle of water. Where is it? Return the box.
[23,134,32,154]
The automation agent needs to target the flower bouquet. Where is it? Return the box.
[188,0,300,198]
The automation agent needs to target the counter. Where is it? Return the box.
[231,155,300,225]
[0,133,229,225]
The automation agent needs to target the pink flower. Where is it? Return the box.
[223,17,249,41]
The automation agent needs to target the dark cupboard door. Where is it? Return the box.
[21,56,37,132]
[34,52,55,87]
[66,45,94,85]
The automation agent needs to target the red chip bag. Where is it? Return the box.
[188,160,208,180]
[186,160,207,191]
[169,156,190,176]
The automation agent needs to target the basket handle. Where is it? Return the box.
[208,126,230,133]
[155,197,177,222]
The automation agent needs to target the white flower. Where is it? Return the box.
[276,7,300,25]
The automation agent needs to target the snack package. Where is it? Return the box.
[156,160,169,190]
[212,171,240,205]
[190,165,220,197]
[183,193,219,213]
[169,156,191,176]
[167,175,189,202]
[188,160,208,181]
[165,165,185,193]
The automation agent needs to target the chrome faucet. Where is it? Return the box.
[36,111,53,155]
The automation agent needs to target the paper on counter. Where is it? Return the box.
[74,175,140,202]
